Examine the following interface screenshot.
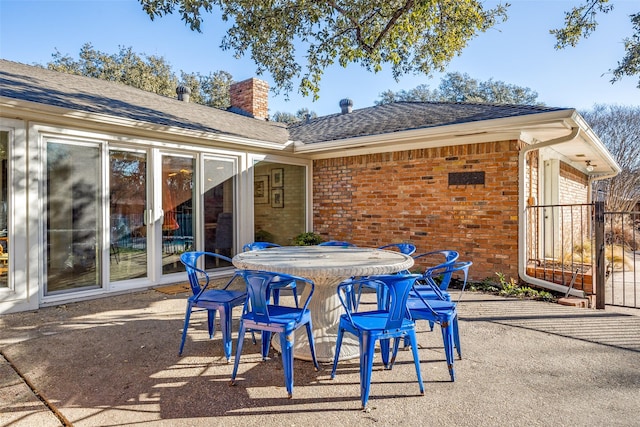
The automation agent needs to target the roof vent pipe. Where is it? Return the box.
[339,98,353,114]
[176,85,191,102]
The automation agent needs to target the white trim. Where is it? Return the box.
[0,119,34,313]
[1,97,294,151]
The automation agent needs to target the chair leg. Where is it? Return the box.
[389,336,402,369]
[218,305,233,362]
[261,331,272,360]
[380,338,392,369]
[272,289,281,305]
[230,322,247,385]
[305,321,319,370]
[359,333,377,410]
[330,327,345,378]
[279,331,295,398]
[207,309,217,339]
[291,285,299,308]
[178,303,193,356]
[407,329,425,395]
[453,316,461,359]
[440,321,456,382]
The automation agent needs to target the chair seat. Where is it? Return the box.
[406,298,457,321]
[189,289,246,304]
[331,274,424,409]
[409,287,451,301]
[242,305,312,331]
[231,270,319,398]
[179,251,246,361]
[342,311,416,332]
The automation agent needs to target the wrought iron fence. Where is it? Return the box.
[525,203,596,295]
[602,208,639,308]
[526,202,639,309]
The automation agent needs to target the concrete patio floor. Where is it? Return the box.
[1,288,639,427]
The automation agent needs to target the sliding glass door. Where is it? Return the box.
[109,149,148,281]
[203,156,236,269]
[45,140,101,294]
[161,154,195,275]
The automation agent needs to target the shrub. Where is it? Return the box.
[292,232,323,246]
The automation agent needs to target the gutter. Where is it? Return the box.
[518,126,587,298]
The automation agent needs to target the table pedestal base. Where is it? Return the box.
[271,275,359,363]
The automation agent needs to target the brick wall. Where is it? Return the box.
[313,140,522,281]
[229,78,269,120]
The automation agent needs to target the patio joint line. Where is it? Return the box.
[1,350,72,426]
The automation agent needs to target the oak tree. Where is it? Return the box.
[138,0,508,98]
[47,43,234,109]
[376,72,541,105]
[551,0,640,88]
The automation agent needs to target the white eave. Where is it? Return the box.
[0,97,294,152]
[292,108,621,177]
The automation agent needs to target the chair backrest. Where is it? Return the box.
[378,243,417,255]
[180,251,234,296]
[413,250,459,264]
[337,274,420,330]
[412,250,459,288]
[243,241,281,252]
[240,270,315,322]
[319,240,356,247]
[423,261,473,303]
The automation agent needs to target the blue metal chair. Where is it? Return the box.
[401,261,472,381]
[378,243,417,256]
[330,274,424,409]
[412,250,459,279]
[318,240,356,247]
[242,242,298,307]
[230,270,319,398]
[406,250,460,334]
[409,250,461,301]
[356,243,418,307]
[179,251,246,362]
[242,241,280,251]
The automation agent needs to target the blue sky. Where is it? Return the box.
[1,0,638,117]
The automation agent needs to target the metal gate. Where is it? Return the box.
[598,203,640,308]
[526,202,639,309]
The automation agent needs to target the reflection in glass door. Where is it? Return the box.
[45,140,101,294]
[252,161,306,245]
[162,155,194,275]
[110,149,148,281]
[203,156,235,270]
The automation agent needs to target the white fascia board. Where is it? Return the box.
[293,109,577,159]
[571,112,621,175]
[0,97,293,151]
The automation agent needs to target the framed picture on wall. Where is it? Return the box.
[271,188,284,208]
[254,175,269,204]
[271,168,284,188]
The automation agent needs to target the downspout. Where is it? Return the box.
[518,126,587,297]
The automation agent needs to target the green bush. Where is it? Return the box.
[292,232,323,246]
[469,272,556,302]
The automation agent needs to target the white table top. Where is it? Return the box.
[232,245,414,279]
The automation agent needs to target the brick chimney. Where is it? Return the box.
[229,78,269,120]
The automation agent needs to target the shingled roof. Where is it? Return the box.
[1,59,571,147]
[288,101,569,144]
[0,59,289,144]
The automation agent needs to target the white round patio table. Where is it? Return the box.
[232,245,414,363]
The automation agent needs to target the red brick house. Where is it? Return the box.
[0,59,619,313]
